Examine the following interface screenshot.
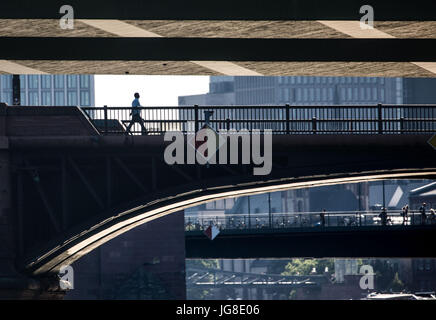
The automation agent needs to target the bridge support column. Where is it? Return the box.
[0,104,66,299]
[0,104,18,278]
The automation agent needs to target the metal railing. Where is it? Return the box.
[81,104,436,135]
[185,210,436,232]
[186,267,327,288]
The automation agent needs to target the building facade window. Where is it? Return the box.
[80,91,90,106]
[347,87,353,100]
[2,92,12,105]
[41,75,51,89]
[20,92,26,105]
[41,91,52,105]
[284,88,289,101]
[340,87,346,100]
[54,75,64,89]
[68,91,77,105]
[28,75,39,89]
[28,92,39,105]
[366,87,371,100]
[328,88,333,101]
[309,88,314,101]
[315,88,321,101]
[360,87,365,100]
[2,75,12,90]
[55,91,65,105]
[20,75,26,90]
[67,75,77,89]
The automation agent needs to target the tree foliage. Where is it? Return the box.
[281,258,335,276]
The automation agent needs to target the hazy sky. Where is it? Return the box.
[95,75,210,107]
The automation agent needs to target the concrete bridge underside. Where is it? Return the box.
[0,1,436,76]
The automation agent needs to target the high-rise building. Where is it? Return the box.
[179,76,436,106]
[0,75,95,107]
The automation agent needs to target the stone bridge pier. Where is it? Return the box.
[0,106,65,299]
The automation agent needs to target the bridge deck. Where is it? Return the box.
[185,225,436,258]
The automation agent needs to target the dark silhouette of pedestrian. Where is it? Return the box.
[419,202,427,225]
[401,204,409,225]
[126,92,147,135]
[430,208,435,224]
[379,207,388,226]
[320,209,326,227]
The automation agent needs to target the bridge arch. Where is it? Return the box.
[25,168,435,275]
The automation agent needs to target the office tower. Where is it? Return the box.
[0,75,95,107]
[179,76,436,106]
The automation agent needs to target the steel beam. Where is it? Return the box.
[0,0,434,20]
[25,167,61,234]
[68,157,105,209]
[1,38,436,62]
[113,156,147,194]
[61,157,68,230]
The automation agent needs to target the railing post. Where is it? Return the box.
[285,104,290,134]
[400,117,404,134]
[312,117,317,134]
[268,193,272,228]
[377,103,383,134]
[226,118,230,131]
[103,105,108,135]
[194,104,199,132]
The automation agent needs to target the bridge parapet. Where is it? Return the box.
[185,210,434,233]
[81,104,436,136]
[0,104,99,137]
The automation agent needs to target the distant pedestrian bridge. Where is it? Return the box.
[184,210,436,258]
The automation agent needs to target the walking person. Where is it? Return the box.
[419,202,427,225]
[379,207,388,226]
[401,204,409,225]
[320,209,326,227]
[126,92,147,135]
[430,208,435,224]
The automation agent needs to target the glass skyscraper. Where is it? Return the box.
[180,76,436,106]
[0,75,95,107]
